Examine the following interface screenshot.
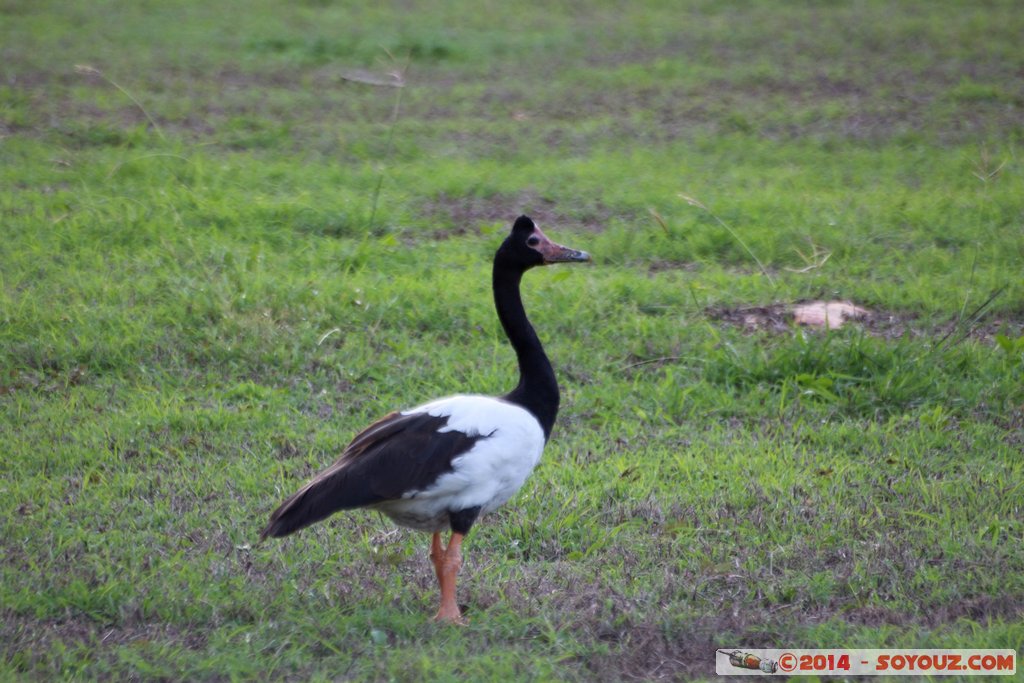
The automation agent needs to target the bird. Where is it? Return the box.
[260,215,590,624]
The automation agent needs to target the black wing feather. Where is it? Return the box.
[261,410,485,539]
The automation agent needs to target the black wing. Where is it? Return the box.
[260,410,486,539]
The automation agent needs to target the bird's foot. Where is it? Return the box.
[432,604,467,626]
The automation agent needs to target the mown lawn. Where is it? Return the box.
[2,0,1023,680]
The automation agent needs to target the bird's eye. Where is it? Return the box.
[526,236,540,247]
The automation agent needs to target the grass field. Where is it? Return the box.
[3,0,1023,680]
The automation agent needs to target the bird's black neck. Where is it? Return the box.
[493,263,558,440]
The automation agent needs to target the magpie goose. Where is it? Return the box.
[261,215,590,624]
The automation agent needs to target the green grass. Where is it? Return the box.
[3,0,1023,680]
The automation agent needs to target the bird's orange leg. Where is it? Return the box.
[429,532,444,585]
[431,532,466,625]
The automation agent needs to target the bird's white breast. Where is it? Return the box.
[385,395,546,526]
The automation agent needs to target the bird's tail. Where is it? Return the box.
[260,483,316,541]
[260,463,376,542]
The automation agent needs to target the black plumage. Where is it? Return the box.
[261,411,489,539]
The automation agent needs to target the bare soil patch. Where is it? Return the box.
[710,301,1024,342]
[709,301,879,334]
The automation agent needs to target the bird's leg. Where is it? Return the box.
[432,532,466,625]
[429,531,444,586]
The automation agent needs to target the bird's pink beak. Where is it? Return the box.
[532,227,591,264]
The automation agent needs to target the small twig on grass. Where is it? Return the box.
[621,356,684,371]
[317,328,342,346]
[784,239,832,273]
[678,193,776,287]
[74,64,166,141]
[339,69,406,88]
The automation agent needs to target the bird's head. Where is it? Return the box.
[496,215,591,271]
